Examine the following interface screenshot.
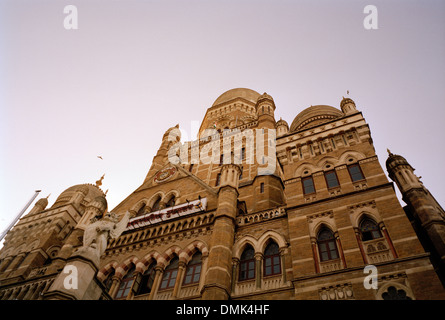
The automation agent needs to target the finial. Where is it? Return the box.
[46,193,51,199]
[387,148,393,156]
[104,189,109,196]
[347,90,349,95]
[95,174,105,187]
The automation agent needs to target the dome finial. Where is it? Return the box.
[387,148,393,156]
[95,174,105,187]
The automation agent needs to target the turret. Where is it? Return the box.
[256,92,276,129]
[386,149,422,194]
[276,118,289,137]
[386,150,445,283]
[27,196,49,215]
[340,96,358,115]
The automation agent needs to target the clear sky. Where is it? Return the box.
[1,0,444,242]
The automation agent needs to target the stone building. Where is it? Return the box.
[0,88,444,300]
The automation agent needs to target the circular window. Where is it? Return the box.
[326,165,331,169]
[303,170,309,175]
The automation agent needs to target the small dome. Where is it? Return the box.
[35,197,49,208]
[51,184,105,209]
[212,88,261,107]
[385,151,410,171]
[290,105,344,132]
[276,118,288,127]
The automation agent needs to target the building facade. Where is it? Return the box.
[1,88,444,300]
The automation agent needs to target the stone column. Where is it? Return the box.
[354,227,368,264]
[310,237,320,273]
[108,275,121,299]
[171,261,186,299]
[255,252,263,289]
[231,258,239,294]
[148,266,164,300]
[279,247,287,283]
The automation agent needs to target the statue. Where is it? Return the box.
[79,211,130,261]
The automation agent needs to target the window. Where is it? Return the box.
[239,170,243,180]
[241,147,246,161]
[302,177,315,194]
[239,245,255,281]
[152,197,161,211]
[382,286,412,300]
[104,270,115,292]
[317,228,339,262]
[159,257,179,290]
[324,171,339,188]
[183,252,202,285]
[189,164,194,173]
[219,154,224,166]
[260,183,264,193]
[360,218,382,241]
[216,173,221,186]
[166,196,175,208]
[115,266,135,299]
[348,164,365,182]
[264,242,281,276]
[137,203,146,216]
[136,263,156,296]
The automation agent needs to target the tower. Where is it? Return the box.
[386,150,445,284]
[201,163,241,299]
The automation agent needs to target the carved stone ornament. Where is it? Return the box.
[154,166,177,183]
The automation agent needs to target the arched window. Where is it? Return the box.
[104,269,115,292]
[317,228,339,262]
[136,263,156,296]
[137,203,146,216]
[152,197,161,211]
[264,242,281,277]
[382,286,412,300]
[360,217,382,241]
[115,266,135,299]
[183,252,202,285]
[166,196,175,208]
[159,257,179,290]
[239,245,255,281]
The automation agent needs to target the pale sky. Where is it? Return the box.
[1,0,444,243]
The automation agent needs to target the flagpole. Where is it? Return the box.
[0,190,41,242]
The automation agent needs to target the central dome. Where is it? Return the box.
[290,105,344,132]
[212,88,261,107]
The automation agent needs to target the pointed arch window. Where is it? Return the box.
[159,257,179,290]
[239,245,255,281]
[263,242,281,276]
[360,217,382,241]
[136,263,156,296]
[115,266,135,299]
[183,252,202,285]
[317,228,339,262]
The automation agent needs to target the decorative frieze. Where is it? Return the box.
[319,283,354,300]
